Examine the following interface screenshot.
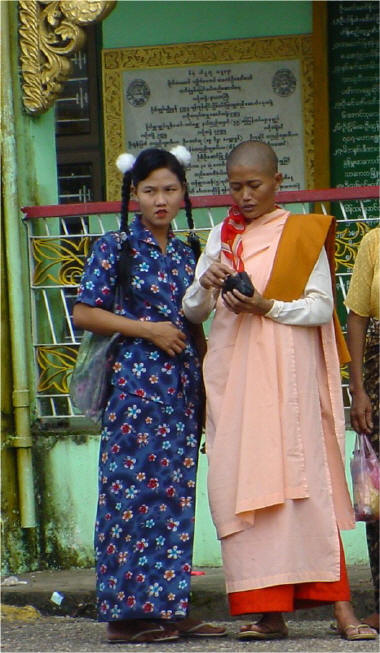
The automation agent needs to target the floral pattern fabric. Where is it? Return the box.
[76,217,202,621]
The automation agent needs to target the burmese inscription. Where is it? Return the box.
[122,60,305,195]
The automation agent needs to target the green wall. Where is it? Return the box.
[7,2,58,209]
[1,0,59,573]
[103,0,312,48]
[32,429,368,571]
[3,0,370,574]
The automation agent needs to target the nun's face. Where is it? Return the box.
[228,164,283,221]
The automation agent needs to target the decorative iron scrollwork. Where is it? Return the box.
[37,345,77,394]
[31,236,93,285]
[19,0,116,115]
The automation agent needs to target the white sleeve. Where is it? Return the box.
[265,247,334,326]
[182,223,222,323]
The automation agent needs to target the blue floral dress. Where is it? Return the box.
[76,217,203,622]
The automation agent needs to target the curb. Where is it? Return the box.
[1,565,375,622]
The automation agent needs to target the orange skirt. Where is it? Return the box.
[228,536,350,615]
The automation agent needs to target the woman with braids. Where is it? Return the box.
[73,147,226,643]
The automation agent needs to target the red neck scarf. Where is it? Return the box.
[220,206,247,272]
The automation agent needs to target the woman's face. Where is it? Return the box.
[134,168,185,234]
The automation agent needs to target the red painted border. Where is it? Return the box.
[21,186,379,219]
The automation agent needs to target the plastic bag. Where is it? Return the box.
[70,331,119,424]
[350,433,380,522]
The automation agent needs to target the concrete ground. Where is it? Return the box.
[1,565,378,652]
[1,611,379,653]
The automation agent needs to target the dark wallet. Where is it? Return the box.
[222,271,254,297]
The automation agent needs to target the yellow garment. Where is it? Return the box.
[345,227,380,320]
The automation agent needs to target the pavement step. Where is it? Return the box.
[1,565,375,622]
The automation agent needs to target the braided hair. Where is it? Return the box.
[117,147,200,293]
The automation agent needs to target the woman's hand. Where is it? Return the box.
[350,388,374,435]
[200,262,231,290]
[73,304,186,356]
[146,321,187,357]
[347,310,373,435]
[222,288,274,316]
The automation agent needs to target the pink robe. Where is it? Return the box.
[204,208,355,593]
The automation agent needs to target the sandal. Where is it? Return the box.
[176,621,227,637]
[238,622,288,641]
[338,623,377,641]
[107,624,179,643]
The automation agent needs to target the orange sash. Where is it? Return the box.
[262,214,350,365]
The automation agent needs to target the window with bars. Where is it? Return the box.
[55,26,104,207]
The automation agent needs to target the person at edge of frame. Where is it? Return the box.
[345,226,380,633]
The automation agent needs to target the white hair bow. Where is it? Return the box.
[115,145,192,174]
[115,153,136,174]
[170,145,191,167]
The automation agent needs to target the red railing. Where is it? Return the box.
[21,185,380,219]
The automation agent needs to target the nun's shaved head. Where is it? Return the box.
[226,141,278,176]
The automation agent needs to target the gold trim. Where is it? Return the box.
[19,0,116,115]
[103,35,314,200]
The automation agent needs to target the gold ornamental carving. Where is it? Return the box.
[19,0,116,115]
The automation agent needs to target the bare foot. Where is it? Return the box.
[174,617,227,636]
[334,600,364,630]
[239,613,288,640]
[334,601,377,640]
[362,613,380,632]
